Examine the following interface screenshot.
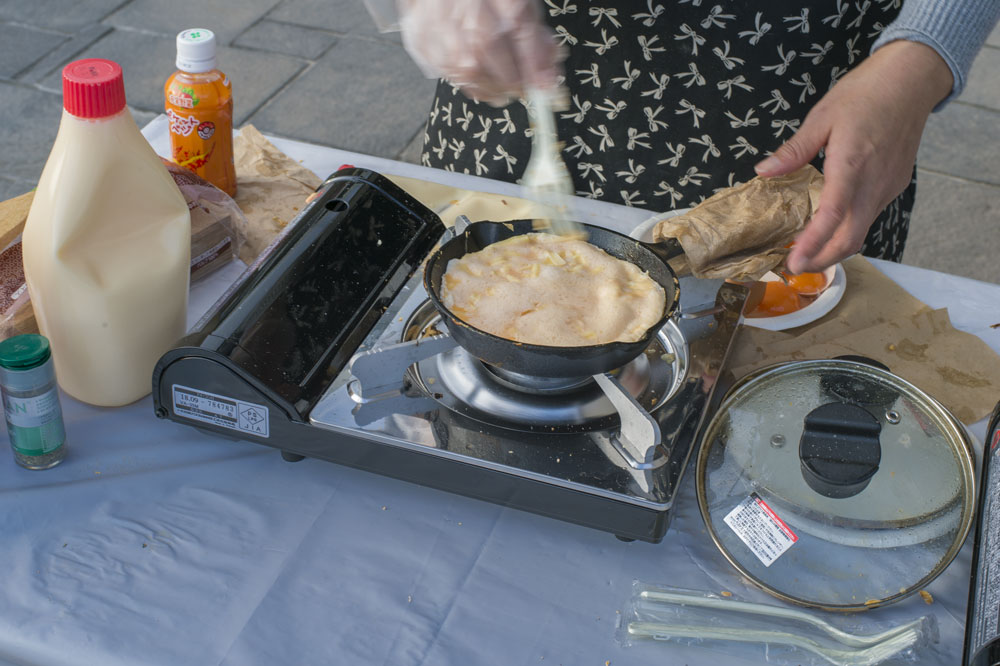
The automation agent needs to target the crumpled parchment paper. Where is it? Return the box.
[233,125,322,263]
[652,164,824,281]
[728,255,1000,425]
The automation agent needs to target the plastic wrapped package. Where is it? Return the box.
[619,582,938,666]
[0,192,37,340]
[161,158,248,282]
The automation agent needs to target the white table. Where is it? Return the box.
[0,117,995,666]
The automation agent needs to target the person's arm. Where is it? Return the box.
[872,0,1000,109]
[755,0,1000,274]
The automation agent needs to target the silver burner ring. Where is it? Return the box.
[484,365,593,395]
[401,298,687,432]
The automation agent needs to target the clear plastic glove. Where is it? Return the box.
[397,0,563,106]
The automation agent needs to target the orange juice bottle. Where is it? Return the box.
[164,29,237,196]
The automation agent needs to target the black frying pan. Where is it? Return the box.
[424,219,681,378]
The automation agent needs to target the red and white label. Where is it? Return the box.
[723,493,798,567]
[991,428,999,452]
[167,108,199,137]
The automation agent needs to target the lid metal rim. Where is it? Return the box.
[695,358,978,611]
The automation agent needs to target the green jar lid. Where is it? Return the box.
[0,334,51,370]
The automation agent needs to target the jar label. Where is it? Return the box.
[3,388,65,455]
[5,388,60,428]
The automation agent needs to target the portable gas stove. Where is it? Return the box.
[153,168,746,543]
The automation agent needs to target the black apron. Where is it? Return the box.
[420,0,913,261]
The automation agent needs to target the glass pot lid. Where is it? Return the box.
[696,359,976,611]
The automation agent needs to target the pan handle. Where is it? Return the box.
[640,236,684,264]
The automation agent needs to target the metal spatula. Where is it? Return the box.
[522,88,582,238]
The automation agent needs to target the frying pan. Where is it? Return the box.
[423,219,681,378]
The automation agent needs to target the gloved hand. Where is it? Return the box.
[398,0,564,106]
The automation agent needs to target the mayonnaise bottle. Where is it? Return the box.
[23,59,191,407]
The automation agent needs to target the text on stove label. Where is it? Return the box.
[172,384,269,438]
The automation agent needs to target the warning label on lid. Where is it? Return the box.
[172,384,269,438]
[723,492,797,567]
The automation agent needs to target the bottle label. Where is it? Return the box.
[164,75,236,196]
[3,388,66,455]
[167,108,200,137]
[167,85,199,109]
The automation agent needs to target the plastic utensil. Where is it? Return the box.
[627,622,922,666]
[638,589,928,649]
[521,88,580,237]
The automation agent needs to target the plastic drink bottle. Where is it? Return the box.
[22,59,191,407]
[164,29,237,197]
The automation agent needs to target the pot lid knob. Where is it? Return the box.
[799,402,882,499]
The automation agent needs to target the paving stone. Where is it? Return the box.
[0,83,63,183]
[16,23,112,84]
[905,170,1000,285]
[246,36,435,157]
[960,46,1000,110]
[234,20,336,60]
[0,176,34,202]
[0,22,67,80]
[40,29,305,125]
[396,125,426,164]
[106,0,281,45]
[267,0,399,42]
[918,102,1000,187]
[0,0,126,33]
[129,106,158,130]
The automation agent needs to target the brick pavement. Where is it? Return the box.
[0,2,997,283]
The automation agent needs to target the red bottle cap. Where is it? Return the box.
[62,59,126,118]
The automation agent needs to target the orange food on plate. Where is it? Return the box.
[746,281,804,318]
[784,271,828,296]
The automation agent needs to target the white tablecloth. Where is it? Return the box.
[0,117,996,666]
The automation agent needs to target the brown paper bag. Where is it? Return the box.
[730,256,1000,424]
[653,165,823,281]
[233,125,322,263]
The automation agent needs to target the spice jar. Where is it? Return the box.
[0,334,66,469]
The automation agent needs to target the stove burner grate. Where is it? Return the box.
[402,299,686,433]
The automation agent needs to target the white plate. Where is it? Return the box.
[627,211,846,332]
[628,209,689,241]
[743,263,845,330]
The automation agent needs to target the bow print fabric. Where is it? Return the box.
[421,0,914,260]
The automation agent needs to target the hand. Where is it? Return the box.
[754,41,953,274]
[398,0,563,106]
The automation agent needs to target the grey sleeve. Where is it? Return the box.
[871,0,1000,109]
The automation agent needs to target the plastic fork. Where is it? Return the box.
[521,88,582,238]
[627,622,922,666]
[637,590,929,649]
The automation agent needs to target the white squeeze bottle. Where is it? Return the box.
[23,59,191,407]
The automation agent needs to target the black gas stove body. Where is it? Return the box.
[153,168,746,543]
